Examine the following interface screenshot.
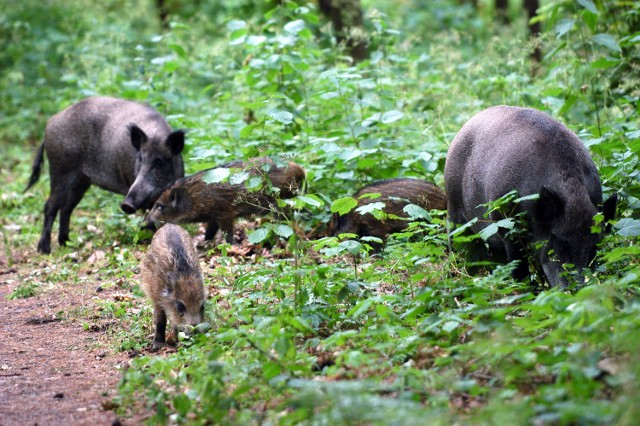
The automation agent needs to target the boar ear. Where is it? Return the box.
[166,130,185,155]
[170,187,187,208]
[602,192,618,232]
[535,186,564,225]
[129,125,148,151]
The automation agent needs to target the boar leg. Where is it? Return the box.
[219,218,235,244]
[57,177,91,247]
[152,307,168,351]
[503,238,530,281]
[38,194,63,254]
[204,221,219,241]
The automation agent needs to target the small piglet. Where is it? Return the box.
[141,224,206,351]
[444,105,617,287]
[25,96,185,254]
[144,157,306,243]
[331,178,447,250]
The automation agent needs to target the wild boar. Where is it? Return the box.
[331,178,447,251]
[444,105,617,287]
[144,157,306,243]
[24,96,185,254]
[140,224,205,351]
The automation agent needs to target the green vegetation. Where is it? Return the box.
[1,0,639,423]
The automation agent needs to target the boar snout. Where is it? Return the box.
[121,201,137,214]
[121,181,158,214]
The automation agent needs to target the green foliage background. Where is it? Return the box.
[1,0,640,423]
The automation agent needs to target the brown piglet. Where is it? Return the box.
[140,224,206,351]
[331,178,447,251]
[144,157,306,243]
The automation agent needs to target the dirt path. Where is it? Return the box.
[0,260,140,425]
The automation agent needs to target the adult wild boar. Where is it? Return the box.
[444,105,617,287]
[24,97,185,254]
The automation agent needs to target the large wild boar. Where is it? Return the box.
[144,157,306,243]
[331,178,447,251]
[24,97,185,254]
[140,224,205,351]
[444,105,617,287]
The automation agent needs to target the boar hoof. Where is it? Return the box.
[151,341,170,352]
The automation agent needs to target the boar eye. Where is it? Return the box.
[175,301,186,315]
[152,158,170,172]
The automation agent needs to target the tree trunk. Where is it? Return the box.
[318,0,368,62]
[524,0,541,63]
[495,0,509,24]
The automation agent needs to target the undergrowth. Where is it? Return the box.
[1,0,639,424]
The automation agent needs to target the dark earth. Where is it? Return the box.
[0,240,148,425]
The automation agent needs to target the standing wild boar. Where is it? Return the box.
[444,105,617,287]
[331,178,447,251]
[24,97,185,254]
[141,224,205,351]
[144,157,306,243]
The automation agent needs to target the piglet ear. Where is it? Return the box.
[602,192,618,232]
[170,187,187,209]
[129,125,148,151]
[166,130,185,155]
[535,186,564,225]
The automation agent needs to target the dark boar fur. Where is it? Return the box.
[444,105,617,288]
[144,157,306,243]
[331,178,447,250]
[140,224,205,351]
[24,96,185,254]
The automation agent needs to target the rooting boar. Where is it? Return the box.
[140,224,205,351]
[24,97,185,254]
[144,157,306,243]
[444,105,617,288]
[331,178,447,250]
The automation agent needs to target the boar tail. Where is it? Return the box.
[24,143,45,193]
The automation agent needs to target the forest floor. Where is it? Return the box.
[0,243,148,426]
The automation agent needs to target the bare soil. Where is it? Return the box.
[0,257,144,425]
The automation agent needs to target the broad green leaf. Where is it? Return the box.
[227,19,246,31]
[577,0,598,13]
[263,361,281,380]
[356,201,385,215]
[479,223,499,241]
[229,170,250,185]
[297,195,323,207]
[381,110,404,124]
[245,35,267,46]
[555,19,575,38]
[173,393,191,415]
[267,108,294,125]
[331,197,358,215]
[202,167,230,184]
[248,227,271,244]
[273,224,294,238]
[168,43,186,58]
[286,316,316,334]
[615,218,640,237]
[442,320,459,332]
[403,204,431,220]
[284,19,305,34]
[338,240,365,256]
[592,33,622,53]
[590,57,621,69]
